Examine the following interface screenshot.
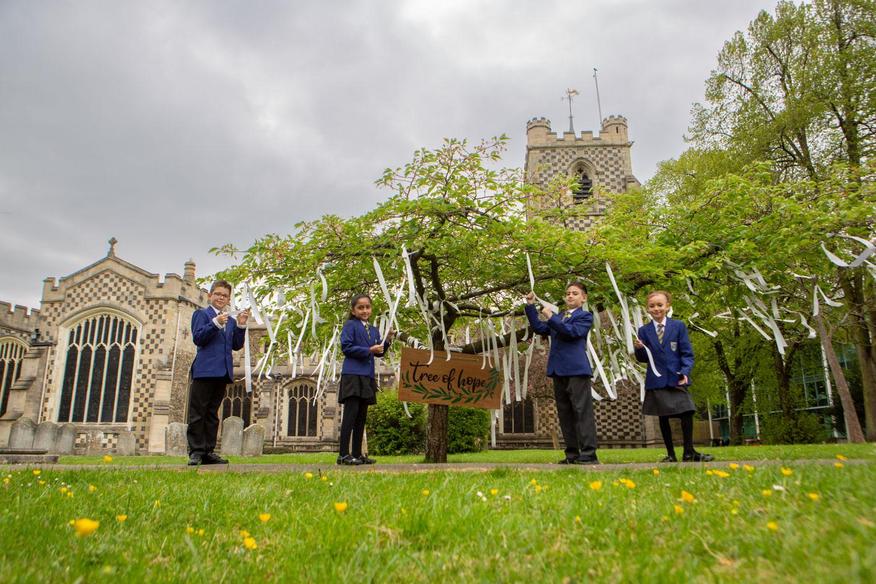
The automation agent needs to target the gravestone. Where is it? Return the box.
[117,430,137,456]
[165,422,188,456]
[242,424,265,456]
[56,424,76,455]
[219,416,243,456]
[8,417,36,449]
[33,422,60,453]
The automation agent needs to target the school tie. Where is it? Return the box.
[563,311,572,321]
[657,323,665,344]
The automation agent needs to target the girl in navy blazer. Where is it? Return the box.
[524,282,599,465]
[338,294,392,465]
[634,290,713,462]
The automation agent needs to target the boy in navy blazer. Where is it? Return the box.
[186,280,249,466]
[634,290,712,462]
[524,282,599,464]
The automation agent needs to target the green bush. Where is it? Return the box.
[448,406,490,453]
[367,390,426,455]
[760,411,830,444]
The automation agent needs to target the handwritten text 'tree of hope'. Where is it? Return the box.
[407,360,490,393]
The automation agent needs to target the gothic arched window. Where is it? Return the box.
[221,383,252,426]
[286,381,318,437]
[503,398,535,434]
[58,313,139,423]
[0,337,27,417]
[572,167,593,203]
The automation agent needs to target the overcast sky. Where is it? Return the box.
[0,0,780,309]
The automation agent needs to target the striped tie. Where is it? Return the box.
[657,323,665,344]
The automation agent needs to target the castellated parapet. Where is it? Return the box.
[0,302,39,338]
[526,115,631,147]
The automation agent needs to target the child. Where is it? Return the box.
[338,294,392,465]
[524,282,599,465]
[187,280,250,466]
[633,290,713,462]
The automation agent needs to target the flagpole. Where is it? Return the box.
[593,68,603,126]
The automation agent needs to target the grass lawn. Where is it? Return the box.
[1,446,874,582]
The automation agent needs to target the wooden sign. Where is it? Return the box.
[397,347,502,409]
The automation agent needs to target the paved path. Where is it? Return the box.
[1,459,869,474]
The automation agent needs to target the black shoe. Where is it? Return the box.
[202,452,229,465]
[337,455,364,466]
[682,452,714,462]
[574,456,600,465]
[187,454,203,466]
[557,457,576,465]
[660,455,678,463]
[359,455,377,465]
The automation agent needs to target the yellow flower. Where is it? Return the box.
[197,528,205,537]
[88,485,97,493]
[186,526,195,534]
[243,537,257,550]
[652,468,660,476]
[73,518,100,537]
[38,480,45,486]
[59,487,68,495]
[574,515,582,524]
[490,488,499,496]
[153,500,160,508]
[67,491,74,498]
[680,490,695,504]
[32,469,41,476]
[728,463,739,470]
[743,465,755,473]
[421,489,430,496]
[239,530,250,538]
[713,470,730,478]
[102,455,113,463]
[705,469,714,476]
[534,484,543,493]
[589,480,603,491]
[259,513,271,523]
[116,515,127,523]
[834,462,844,469]
[674,505,684,515]
[618,478,636,489]
[766,521,779,532]
[836,454,848,461]
[2,477,10,486]
[68,519,75,526]
[320,475,328,482]
[730,509,739,515]
[761,490,772,498]
[334,502,348,513]
[780,467,793,477]
[530,478,538,486]
[304,472,314,480]
[807,492,820,502]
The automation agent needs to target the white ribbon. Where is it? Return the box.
[822,235,876,268]
[401,245,418,308]
[243,327,252,394]
[606,263,635,353]
[588,338,616,400]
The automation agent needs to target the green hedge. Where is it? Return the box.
[367,391,491,455]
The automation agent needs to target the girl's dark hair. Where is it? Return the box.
[348,294,372,320]
[566,281,588,294]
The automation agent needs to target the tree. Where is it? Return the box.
[215,137,604,462]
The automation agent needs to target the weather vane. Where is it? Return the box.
[562,88,579,134]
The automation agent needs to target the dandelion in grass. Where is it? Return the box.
[589,480,603,491]
[618,478,636,489]
[116,515,127,523]
[834,462,844,469]
[103,455,112,463]
[38,480,45,486]
[674,505,684,515]
[67,491,73,498]
[780,467,793,477]
[712,470,730,478]
[197,528,205,537]
[304,472,314,480]
[259,513,271,523]
[530,479,538,486]
[73,518,99,537]
[321,475,328,482]
[421,489,430,496]
[762,490,772,498]
[59,487,68,495]
[534,484,543,493]
[240,530,251,538]
[334,502,348,513]
[243,537,257,550]
[88,485,97,493]
[743,465,755,473]
[186,526,195,534]
[652,469,660,476]
[807,492,820,502]
[836,454,848,461]
[153,500,160,508]
[32,469,41,476]
[490,488,499,496]
[705,470,714,476]
[574,516,582,525]
[2,477,10,486]
[766,521,779,532]
[729,463,739,470]
[680,491,695,504]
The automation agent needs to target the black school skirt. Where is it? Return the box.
[642,386,696,417]
[338,374,378,405]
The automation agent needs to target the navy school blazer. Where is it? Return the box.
[340,319,390,378]
[634,318,694,390]
[524,304,593,378]
[190,306,247,381]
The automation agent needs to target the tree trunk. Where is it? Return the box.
[711,338,748,445]
[814,312,866,443]
[425,404,449,463]
[839,269,876,441]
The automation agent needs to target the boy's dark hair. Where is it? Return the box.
[210,280,233,294]
[348,294,372,320]
[647,290,672,303]
[566,281,588,295]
